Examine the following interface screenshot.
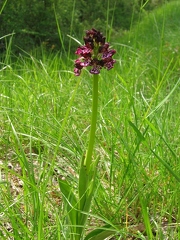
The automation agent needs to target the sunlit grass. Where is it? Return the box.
[1,1,180,239]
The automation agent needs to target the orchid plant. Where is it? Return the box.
[59,28,116,240]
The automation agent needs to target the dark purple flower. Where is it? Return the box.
[74,28,116,76]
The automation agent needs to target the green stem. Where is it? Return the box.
[77,74,99,239]
[85,74,99,172]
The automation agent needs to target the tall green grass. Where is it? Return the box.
[0,1,180,239]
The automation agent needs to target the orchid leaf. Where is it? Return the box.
[59,179,78,227]
[78,156,89,211]
[84,224,117,240]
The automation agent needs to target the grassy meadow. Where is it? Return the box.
[0,1,180,239]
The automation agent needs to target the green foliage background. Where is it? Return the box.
[0,1,180,238]
[0,0,172,53]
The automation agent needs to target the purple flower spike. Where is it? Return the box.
[74,28,116,76]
